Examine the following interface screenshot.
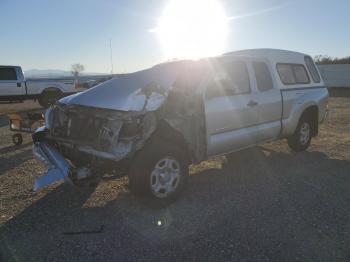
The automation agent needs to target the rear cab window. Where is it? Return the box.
[0,67,18,81]
[276,63,310,85]
[253,61,273,91]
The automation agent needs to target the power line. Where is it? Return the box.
[109,38,114,75]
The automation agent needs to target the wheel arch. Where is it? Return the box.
[38,87,64,108]
[41,86,63,95]
[282,102,319,137]
[300,105,319,136]
[149,120,192,163]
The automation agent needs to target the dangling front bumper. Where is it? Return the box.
[32,127,73,191]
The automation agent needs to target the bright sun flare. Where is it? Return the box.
[152,0,228,60]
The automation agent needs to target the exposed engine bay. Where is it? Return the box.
[47,104,156,163]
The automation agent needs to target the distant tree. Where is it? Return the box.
[314,55,350,64]
[71,63,85,77]
[334,56,350,64]
[314,55,333,64]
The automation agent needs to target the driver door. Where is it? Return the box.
[205,58,259,157]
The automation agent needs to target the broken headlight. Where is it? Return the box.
[119,118,141,139]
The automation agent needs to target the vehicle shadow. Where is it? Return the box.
[1,148,350,261]
[0,143,33,175]
[0,141,32,155]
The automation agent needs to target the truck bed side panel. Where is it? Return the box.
[25,79,75,95]
[280,87,328,137]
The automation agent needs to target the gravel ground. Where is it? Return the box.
[0,97,350,261]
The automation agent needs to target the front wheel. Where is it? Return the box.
[288,116,312,152]
[128,141,189,206]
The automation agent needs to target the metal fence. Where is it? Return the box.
[317,64,350,88]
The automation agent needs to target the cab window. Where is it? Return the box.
[0,68,17,81]
[206,60,250,98]
[253,62,273,91]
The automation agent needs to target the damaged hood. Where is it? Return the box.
[60,61,193,111]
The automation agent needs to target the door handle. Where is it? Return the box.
[247,100,258,107]
[17,82,22,87]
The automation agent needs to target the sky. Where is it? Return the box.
[0,0,349,73]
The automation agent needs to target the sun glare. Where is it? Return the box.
[152,0,228,60]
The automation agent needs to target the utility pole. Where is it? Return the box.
[109,38,114,75]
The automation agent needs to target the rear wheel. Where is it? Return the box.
[128,140,189,206]
[288,116,312,152]
[38,90,62,108]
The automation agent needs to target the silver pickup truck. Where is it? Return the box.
[32,49,328,204]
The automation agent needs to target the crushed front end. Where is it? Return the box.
[32,60,209,191]
[32,103,158,191]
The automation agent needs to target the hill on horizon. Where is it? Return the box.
[24,69,107,78]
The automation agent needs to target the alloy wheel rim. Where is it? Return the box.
[300,122,310,145]
[150,156,181,198]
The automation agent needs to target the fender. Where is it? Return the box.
[41,85,63,94]
[280,87,327,137]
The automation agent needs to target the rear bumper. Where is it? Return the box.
[32,141,73,191]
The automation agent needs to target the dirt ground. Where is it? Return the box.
[0,100,41,115]
[0,97,349,261]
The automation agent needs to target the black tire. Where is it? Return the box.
[12,133,23,145]
[38,91,61,108]
[128,140,189,206]
[287,115,312,152]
